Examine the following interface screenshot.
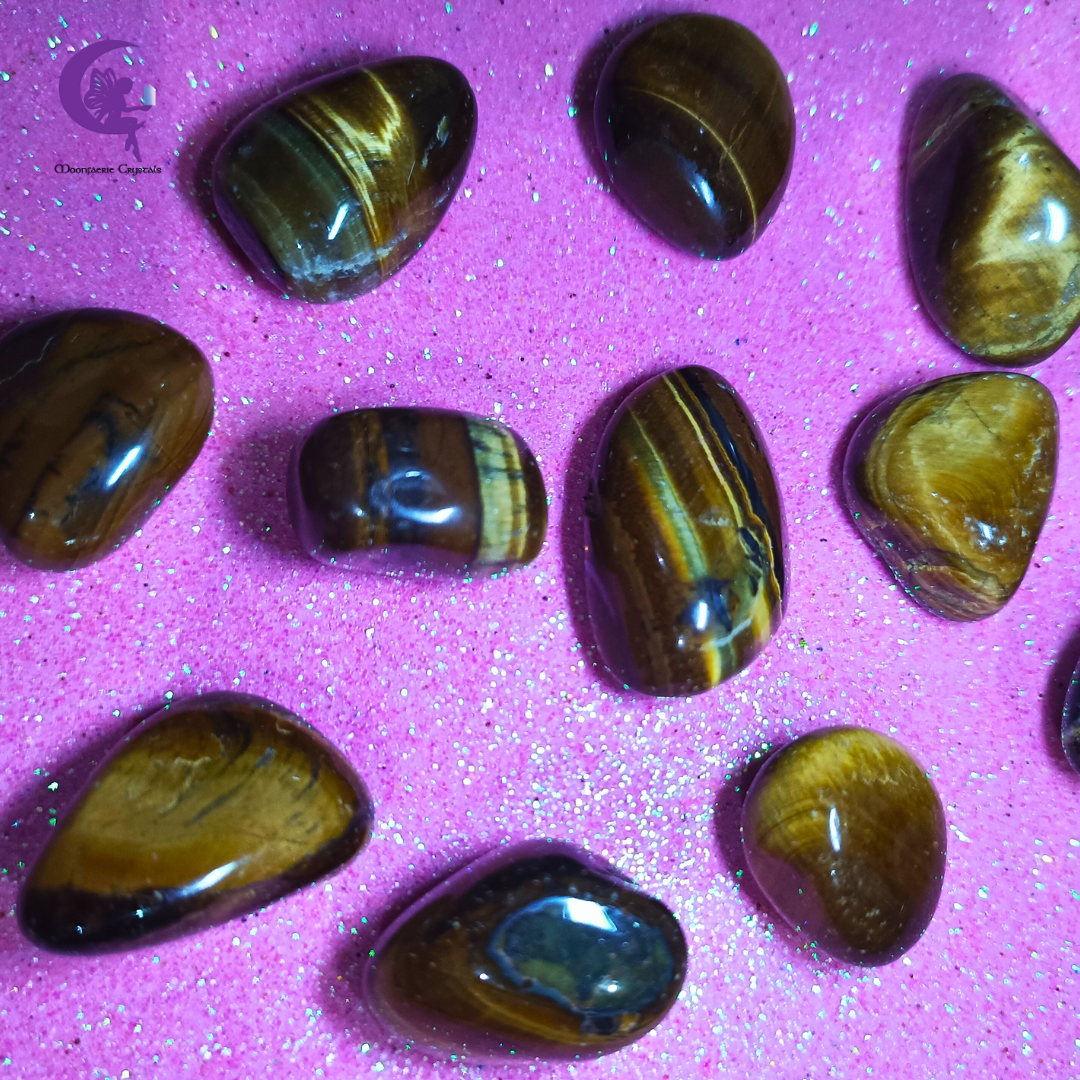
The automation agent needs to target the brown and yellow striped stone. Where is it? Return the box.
[0,308,213,570]
[212,58,476,302]
[287,407,547,572]
[844,372,1057,621]
[19,693,372,954]
[743,726,946,966]
[907,74,1080,364]
[585,366,784,696]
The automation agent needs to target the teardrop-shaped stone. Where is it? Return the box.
[19,693,372,954]
[0,309,213,570]
[1064,655,1080,774]
[844,372,1057,621]
[585,366,785,696]
[365,843,686,1060]
[906,74,1080,364]
[212,58,476,302]
[743,726,947,967]
[287,407,547,572]
[595,14,794,258]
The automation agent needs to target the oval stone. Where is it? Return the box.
[365,843,686,1060]
[585,366,785,696]
[287,407,547,573]
[212,58,476,302]
[906,74,1080,365]
[743,726,946,966]
[0,309,213,570]
[1064,655,1080,775]
[595,14,794,258]
[844,372,1057,621]
[19,693,372,954]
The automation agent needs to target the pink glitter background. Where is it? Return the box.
[1,0,1078,1076]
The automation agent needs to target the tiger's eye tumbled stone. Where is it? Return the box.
[212,58,476,302]
[743,727,946,966]
[844,372,1057,621]
[365,843,686,1060]
[19,693,372,954]
[0,309,213,570]
[287,407,546,572]
[595,14,794,258]
[585,366,785,696]
[1064,655,1080,775]
[906,74,1080,364]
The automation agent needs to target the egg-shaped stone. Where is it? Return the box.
[844,372,1057,621]
[906,74,1080,365]
[212,57,476,302]
[585,366,785,696]
[287,407,547,573]
[0,308,213,570]
[742,726,946,966]
[594,14,794,258]
[1064,654,1080,774]
[364,842,686,1060]
[19,693,372,954]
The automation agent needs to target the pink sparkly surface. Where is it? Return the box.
[1,0,1078,1076]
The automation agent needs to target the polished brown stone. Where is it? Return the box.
[19,693,372,954]
[213,58,476,302]
[595,14,794,258]
[907,74,1080,364]
[0,309,213,570]
[288,407,547,572]
[844,372,1057,621]
[1064,654,1080,775]
[365,843,686,1060]
[585,366,785,696]
[743,727,946,966]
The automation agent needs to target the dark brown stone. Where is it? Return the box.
[287,408,547,572]
[743,727,947,966]
[365,843,686,1060]
[213,58,476,302]
[906,74,1080,364]
[19,693,372,954]
[0,308,213,570]
[844,372,1057,621]
[595,14,794,258]
[585,366,785,696]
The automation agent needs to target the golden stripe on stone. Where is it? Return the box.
[585,366,785,696]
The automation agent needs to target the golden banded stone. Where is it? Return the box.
[19,693,372,953]
[907,74,1080,364]
[844,372,1057,621]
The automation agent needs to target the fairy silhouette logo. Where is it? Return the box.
[58,40,155,162]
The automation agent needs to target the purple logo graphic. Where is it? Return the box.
[59,40,155,162]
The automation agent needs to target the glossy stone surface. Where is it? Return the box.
[844,372,1057,621]
[1064,655,1080,774]
[365,842,686,1060]
[0,309,213,570]
[743,726,947,966]
[585,366,785,696]
[906,74,1080,365]
[287,407,546,572]
[595,14,794,258]
[19,693,372,954]
[213,57,476,302]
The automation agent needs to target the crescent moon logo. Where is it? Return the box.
[58,40,154,162]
